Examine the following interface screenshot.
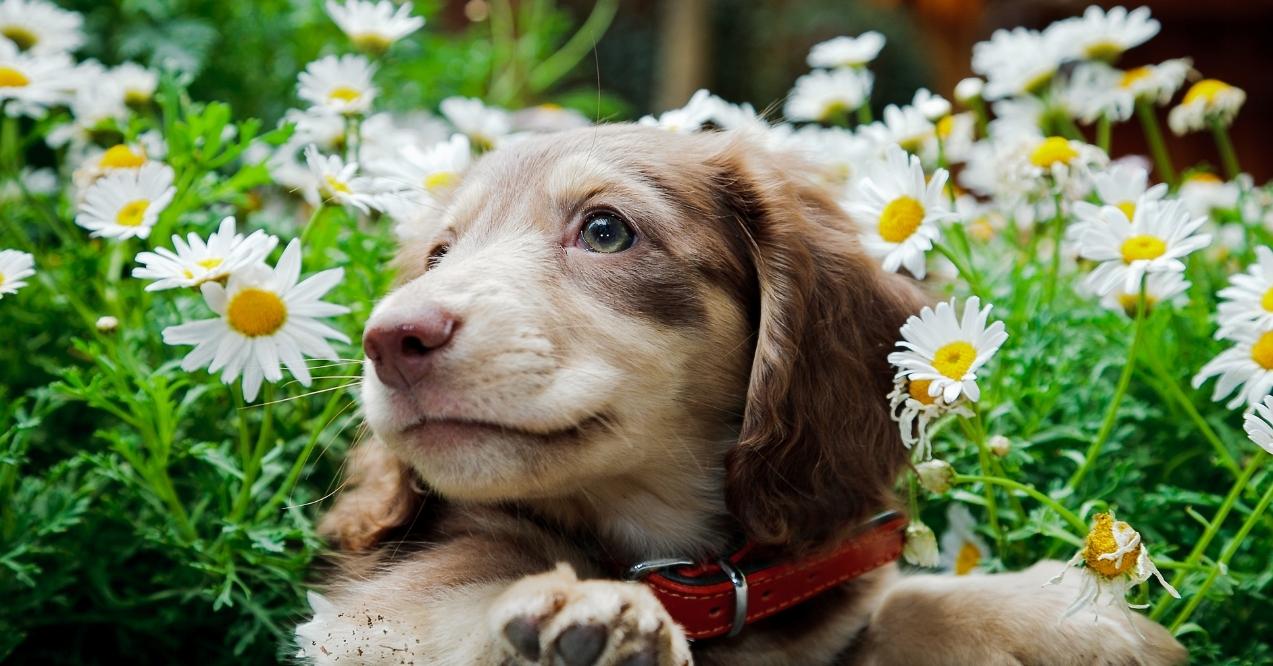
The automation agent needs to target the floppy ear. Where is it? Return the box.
[318,437,426,552]
[712,139,927,550]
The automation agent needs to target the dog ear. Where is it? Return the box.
[318,437,426,552]
[711,138,927,550]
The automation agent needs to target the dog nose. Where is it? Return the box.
[363,308,458,390]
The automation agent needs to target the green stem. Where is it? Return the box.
[969,97,990,138]
[856,103,873,125]
[1136,100,1177,188]
[1209,118,1241,181]
[1144,360,1242,480]
[959,417,1004,551]
[952,474,1087,535]
[931,241,987,300]
[1096,114,1112,153]
[298,203,326,247]
[527,0,619,95]
[1066,285,1147,490]
[1150,451,1266,621]
[1043,194,1065,305]
[228,385,275,522]
[1168,467,1273,632]
[256,390,350,519]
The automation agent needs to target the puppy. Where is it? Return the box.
[298,125,1186,665]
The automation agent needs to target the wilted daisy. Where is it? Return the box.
[887,372,971,460]
[1242,395,1273,455]
[1193,325,1273,409]
[110,62,158,107]
[971,27,1065,99]
[846,146,953,279]
[0,248,34,299]
[806,31,885,69]
[0,0,82,55]
[303,145,386,213]
[298,54,377,116]
[75,162,176,240]
[1050,512,1178,623]
[783,67,873,123]
[1077,199,1210,295]
[1099,271,1190,318]
[133,216,279,291]
[0,44,75,116]
[1048,5,1159,62]
[162,239,350,402]
[888,296,1008,404]
[940,504,990,575]
[325,0,423,53]
[439,96,511,150]
[902,521,940,568]
[1168,79,1246,135]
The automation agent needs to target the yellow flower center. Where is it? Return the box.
[1120,234,1166,262]
[0,272,6,287]
[1023,70,1055,95]
[226,287,288,337]
[1182,79,1232,106]
[424,171,458,192]
[115,199,151,227]
[1115,201,1136,222]
[328,85,363,103]
[954,541,980,575]
[1251,332,1273,370]
[1029,137,1079,168]
[0,65,29,88]
[98,145,146,169]
[819,101,849,122]
[1186,172,1222,184]
[324,175,351,195]
[932,341,976,380]
[538,103,563,111]
[352,33,393,53]
[124,89,151,107]
[936,115,954,139]
[878,196,925,243]
[1117,292,1157,317]
[1,26,37,51]
[907,379,936,405]
[1083,40,1124,61]
[1260,287,1273,313]
[969,216,995,242]
[1120,66,1152,90]
[1082,514,1140,578]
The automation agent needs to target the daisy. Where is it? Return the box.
[1092,164,1168,221]
[1168,78,1246,135]
[902,521,940,568]
[911,88,950,122]
[783,67,873,123]
[1077,199,1210,296]
[1193,325,1273,409]
[1049,512,1178,624]
[396,133,471,201]
[303,145,387,213]
[1178,171,1239,217]
[1242,395,1273,455]
[1048,5,1159,62]
[868,103,933,153]
[75,162,176,240]
[1118,59,1191,107]
[0,248,34,299]
[847,146,953,278]
[929,111,976,164]
[971,27,1065,100]
[1215,247,1273,339]
[953,77,984,104]
[806,31,885,69]
[887,373,971,460]
[0,44,75,117]
[110,62,158,106]
[1059,62,1127,124]
[1018,135,1107,195]
[133,216,279,291]
[285,107,347,152]
[298,54,377,116]
[0,0,83,55]
[637,88,722,134]
[162,239,350,402]
[888,296,1009,404]
[783,125,874,188]
[1099,271,1190,318]
[940,504,990,575]
[325,0,424,53]
[439,96,511,150]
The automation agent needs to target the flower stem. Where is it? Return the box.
[1096,114,1112,153]
[932,240,987,300]
[1209,118,1241,181]
[969,97,990,138]
[1042,194,1065,306]
[1136,100,1177,188]
[256,390,352,520]
[959,416,1005,551]
[1167,463,1273,632]
[856,102,873,125]
[1066,284,1148,490]
[952,474,1088,535]
[1143,359,1242,480]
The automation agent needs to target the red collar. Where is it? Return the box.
[624,512,906,640]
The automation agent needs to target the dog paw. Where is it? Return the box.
[490,564,692,666]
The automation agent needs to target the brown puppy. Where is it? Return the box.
[297,126,1186,665]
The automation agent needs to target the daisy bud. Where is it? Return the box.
[988,435,1011,457]
[915,459,954,493]
[95,315,119,333]
[903,521,940,568]
[954,77,984,103]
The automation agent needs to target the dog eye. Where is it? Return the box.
[579,212,634,253]
[427,243,449,269]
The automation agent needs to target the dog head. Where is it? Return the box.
[322,125,923,554]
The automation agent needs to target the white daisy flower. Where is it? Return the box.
[1078,199,1210,296]
[133,216,279,291]
[1021,135,1107,192]
[783,124,875,188]
[887,296,1009,404]
[162,239,350,402]
[511,103,591,133]
[953,77,984,103]
[806,31,885,69]
[0,248,34,299]
[911,88,951,122]
[325,0,424,53]
[846,146,953,278]
[110,62,158,106]
[1193,325,1273,409]
[1099,271,1190,318]
[0,44,75,116]
[929,111,976,164]
[783,67,873,123]
[887,373,972,460]
[1242,395,1273,455]
[0,0,82,55]
[298,54,377,116]
[1118,59,1191,106]
[1049,513,1178,624]
[75,162,176,240]
[971,27,1066,100]
[439,96,511,150]
[866,103,933,153]
[1048,5,1160,62]
[1092,164,1168,220]
[637,88,723,134]
[303,145,388,214]
[396,133,471,201]
[903,521,940,568]
[940,504,990,575]
[284,107,347,152]
[1168,78,1246,135]
[1178,171,1239,217]
[1215,247,1273,339]
[1058,62,1127,124]
[0,165,54,202]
